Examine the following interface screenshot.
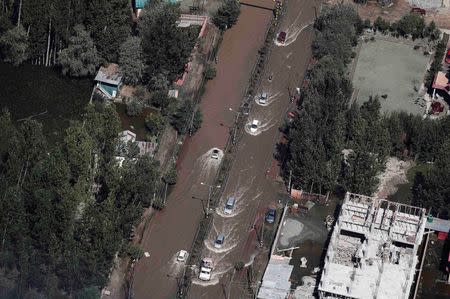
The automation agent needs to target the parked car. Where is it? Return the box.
[250,119,260,133]
[211,148,220,159]
[242,102,250,115]
[177,250,188,262]
[259,92,268,105]
[214,234,225,249]
[224,196,236,214]
[265,208,276,224]
[199,258,213,281]
[277,31,287,44]
[445,49,450,64]
[411,7,426,15]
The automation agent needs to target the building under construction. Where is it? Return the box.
[318,192,427,299]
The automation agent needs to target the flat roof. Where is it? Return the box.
[318,192,427,299]
[257,255,292,299]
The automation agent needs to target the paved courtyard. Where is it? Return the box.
[353,38,430,115]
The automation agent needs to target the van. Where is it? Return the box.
[224,196,235,214]
[259,92,268,104]
[214,234,225,249]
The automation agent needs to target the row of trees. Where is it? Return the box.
[373,14,440,40]
[287,5,376,194]
[0,104,160,297]
[0,0,130,67]
[286,5,450,217]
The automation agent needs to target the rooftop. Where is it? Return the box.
[95,64,123,86]
[318,192,427,299]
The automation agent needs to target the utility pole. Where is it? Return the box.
[200,182,221,217]
[260,217,265,247]
[228,108,240,144]
[287,169,292,193]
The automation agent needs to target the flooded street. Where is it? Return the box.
[188,0,318,297]
[131,4,273,299]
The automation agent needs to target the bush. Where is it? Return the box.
[151,91,169,108]
[204,65,217,80]
[374,17,390,32]
[212,0,241,30]
[163,164,177,185]
[171,100,202,135]
[145,112,166,136]
[126,100,143,117]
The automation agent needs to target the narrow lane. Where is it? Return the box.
[132,4,273,299]
[188,0,317,297]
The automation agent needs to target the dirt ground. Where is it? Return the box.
[352,37,430,114]
[355,0,450,30]
[374,157,414,199]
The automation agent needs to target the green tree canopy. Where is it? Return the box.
[119,36,145,85]
[58,24,99,77]
[212,0,241,30]
[0,25,28,65]
[139,3,199,88]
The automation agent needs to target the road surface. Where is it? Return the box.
[131,3,273,299]
[187,0,317,297]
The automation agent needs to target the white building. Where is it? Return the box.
[318,192,427,299]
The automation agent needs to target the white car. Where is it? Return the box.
[250,120,260,133]
[259,92,268,104]
[211,149,220,159]
[177,250,188,262]
[199,258,213,281]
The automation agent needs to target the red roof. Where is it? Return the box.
[438,231,448,240]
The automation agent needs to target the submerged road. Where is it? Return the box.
[132,3,273,299]
[188,0,317,297]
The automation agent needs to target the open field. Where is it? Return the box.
[353,38,429,115]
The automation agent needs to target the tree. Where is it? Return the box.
[424,20,440,40]
[58,24,99,77]
[163,164,177,185]
[204,65,217,80]
[171,100,202,135]
[0,25,28,65]
[396,13,425,38]
[126,100,144,117]
[412,138,450,217]
[63,123,94,182]
[374,17,390,32]
[85,0,130,62]
[119,36,145,85]
[140,3,198,87]
[212,0,241,30]
[145,112,166,136]
[313,5,361,65]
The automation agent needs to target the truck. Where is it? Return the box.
[198,258,213,281]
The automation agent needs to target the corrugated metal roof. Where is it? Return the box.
[135,0,148,9]
[426,217,450,233]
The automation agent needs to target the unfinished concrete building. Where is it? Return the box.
[318,192,427,299]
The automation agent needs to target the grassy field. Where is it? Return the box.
[353,38,430,115]
[0,62,92,142]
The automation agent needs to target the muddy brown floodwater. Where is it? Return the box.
[131,4,273,299]
[188,0,318,298]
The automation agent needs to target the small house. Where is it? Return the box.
[134,0,149,9]
[94,64,123,99]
